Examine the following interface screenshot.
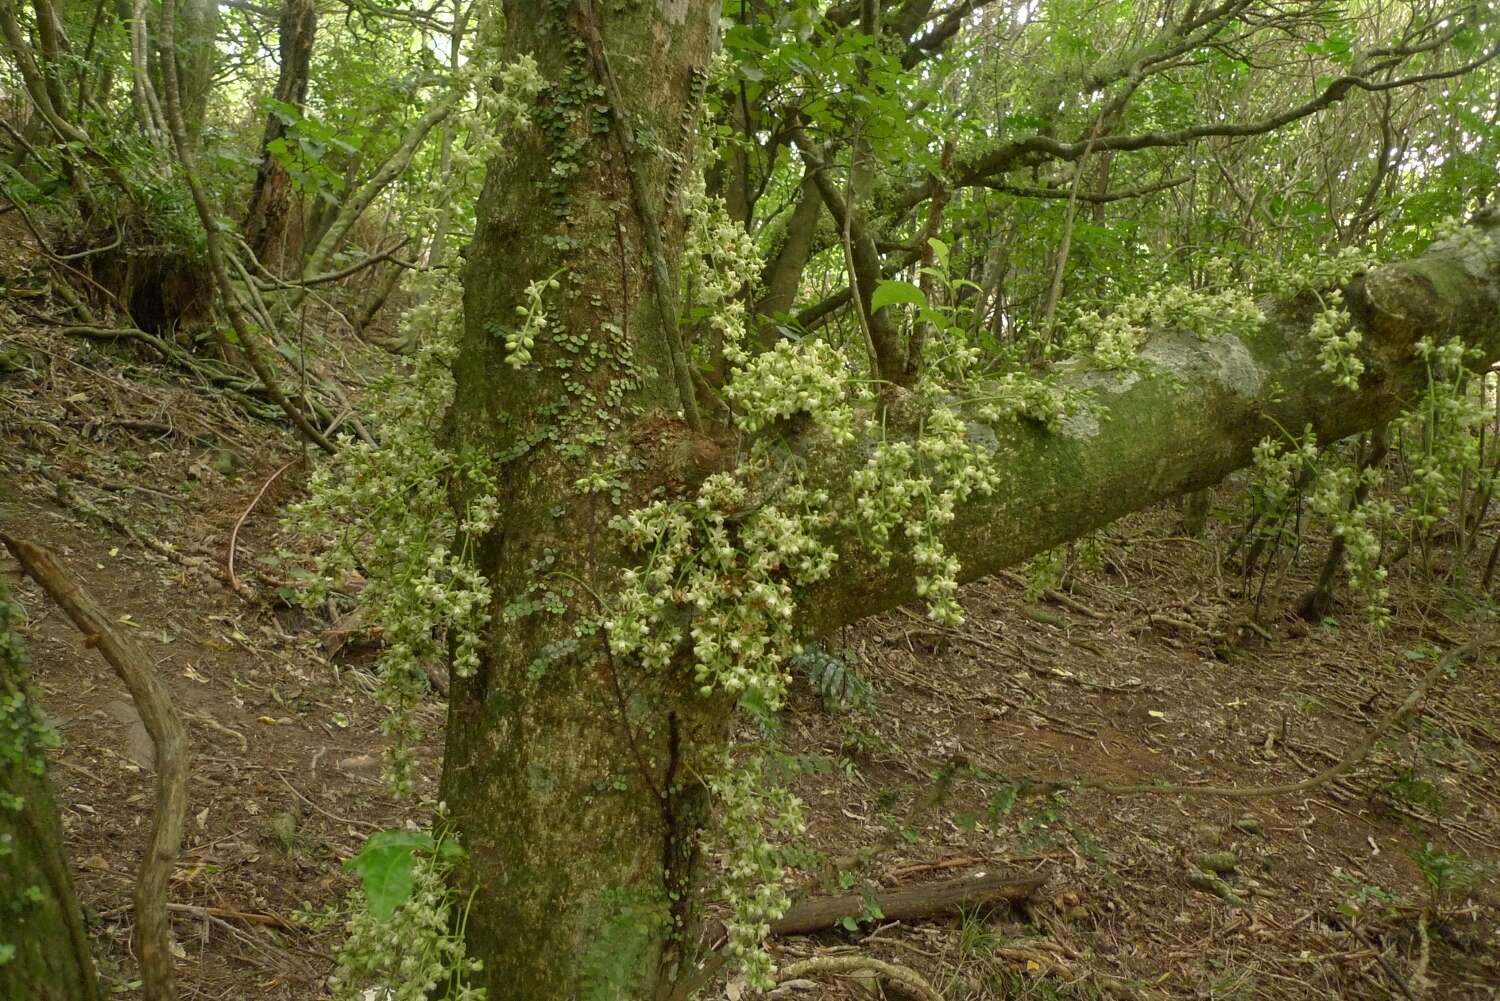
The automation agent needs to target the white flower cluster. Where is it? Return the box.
[972,372,1080,430]
[1250,426,1396,625]
[680,160,760,365]
[289,267,493,795]
[849,407,1000,624]
[1308,290,1363,390]
[328,848,484,1001]
[1308,463,1393,625]
[1263,246,1375,298]
[708,755,804,989]
[451,51,542,177]
[1394,337,1490,534]
[397,20,541,254]
[725,339,855,439]
[1246,427,1320,557]
[1066,273,1264,368]
[1430,214,1497,256]
[607,473,836,705]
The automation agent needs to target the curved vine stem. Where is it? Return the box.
[575,0,704,433]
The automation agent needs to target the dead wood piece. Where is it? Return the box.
[2,532,190,1001]
[772,869,1046,937]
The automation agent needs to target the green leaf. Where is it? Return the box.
[870,280,926,313]
[926,237,949,267]
[989,783,1019,818]
[344,830,434,919]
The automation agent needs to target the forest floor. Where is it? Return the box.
[2,307,1498,1001]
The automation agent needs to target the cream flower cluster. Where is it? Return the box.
[726,339,855,440]
[709,755,805,988]
[289,267,493,795]
[328,847,483,1001]
[1308,289,1363,389]
[850,406,1001,624]
[607,473,836,706]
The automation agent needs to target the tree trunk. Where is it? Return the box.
[441,3,723,1000]
[0,580,101,1001]
[173,0,218,140]
[445,3,1500,989]
[242,0,317,269]
[350,261,405,343]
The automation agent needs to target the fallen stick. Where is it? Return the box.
[671,868,1047,1001]
[2,532,191,1001]
[771,868,1046,937]
[166,901,296,931]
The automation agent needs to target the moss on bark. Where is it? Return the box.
[0,580,100,1001]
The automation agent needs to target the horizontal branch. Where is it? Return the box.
[798,212,1500,635]
[982,174,1190,202]
[894,42,1500,214]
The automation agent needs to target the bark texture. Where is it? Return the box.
[442,3,722,999]
[0,579,100,1001]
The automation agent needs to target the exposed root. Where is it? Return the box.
[775,955,943,1001]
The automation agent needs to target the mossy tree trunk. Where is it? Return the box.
[441,3,724,999]
[0,580,100,1001]
[442,4,1500,994]
[242,0,317,270]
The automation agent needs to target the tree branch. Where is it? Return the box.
[793,212,1500,635]
[895,40,1500,215]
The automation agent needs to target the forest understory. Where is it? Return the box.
[4,257,1497,1001]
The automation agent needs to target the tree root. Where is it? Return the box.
[1,533,190,1001]
[775,955,943,1001]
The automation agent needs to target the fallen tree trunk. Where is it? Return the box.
[771,869,1047,937]
[797,214,1500,632]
